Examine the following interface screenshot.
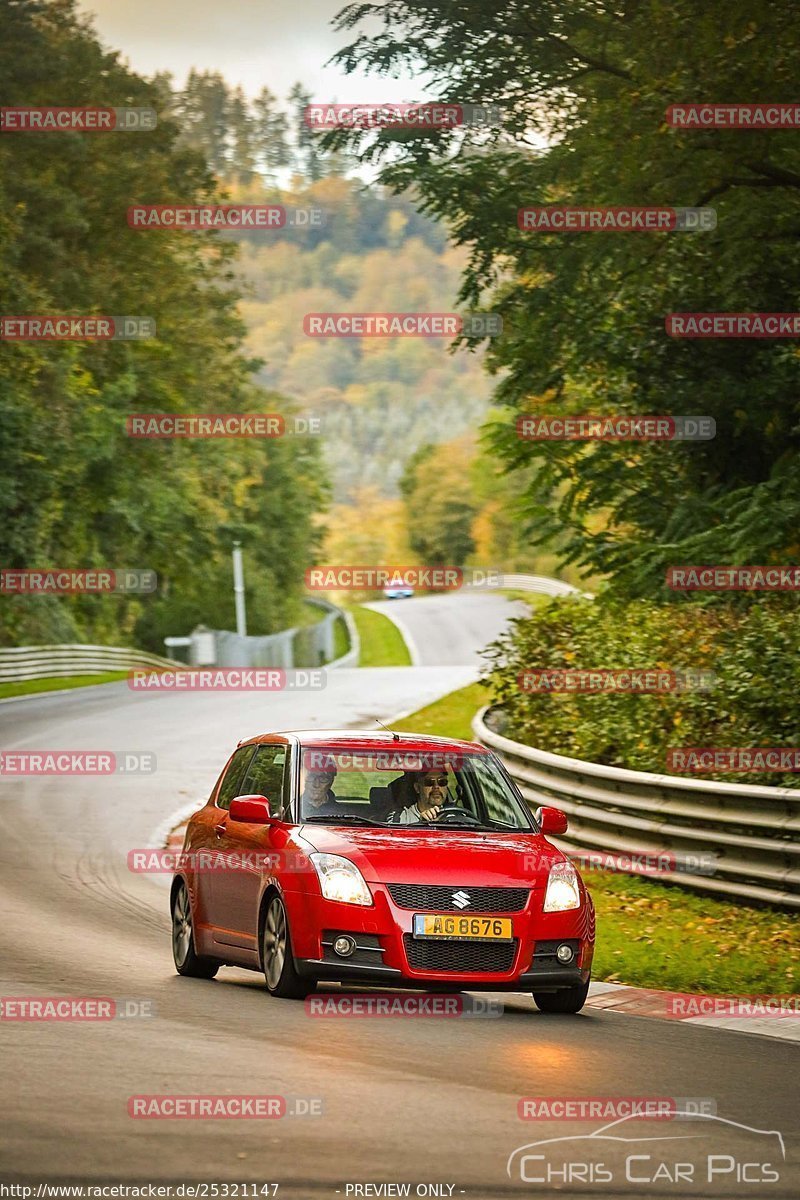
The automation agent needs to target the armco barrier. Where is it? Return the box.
[472,706,800,909]
[495,573,586,598]
[0,643,181,682]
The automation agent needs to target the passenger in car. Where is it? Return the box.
[301,759,341,816]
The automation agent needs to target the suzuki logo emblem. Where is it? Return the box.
[452,890,471,908]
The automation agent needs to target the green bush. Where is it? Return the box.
[483,596,800,787]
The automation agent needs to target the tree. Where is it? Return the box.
[400,438,477,565]
[252,87,291,183]
[288,82,327,182]
[330,0,800,598]
[0,0,326,648]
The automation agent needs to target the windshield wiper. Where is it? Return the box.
[424,820,493,830]
[303,814,380,826]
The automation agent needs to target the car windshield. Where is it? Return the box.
[297,746,533,830]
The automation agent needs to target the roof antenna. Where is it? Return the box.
[375,717,401,741]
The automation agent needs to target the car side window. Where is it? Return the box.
[242,745,290,819]
[215,745,257,811]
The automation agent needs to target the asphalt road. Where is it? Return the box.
[1,594,797,1197]
[364,590,530,666]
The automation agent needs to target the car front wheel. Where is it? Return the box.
[262,895,313,999]
[172,881,219,978]
[533,977,590,1014]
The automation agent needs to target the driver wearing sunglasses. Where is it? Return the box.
[388,769,452,824]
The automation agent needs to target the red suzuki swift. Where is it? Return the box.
[171,730,595,1012]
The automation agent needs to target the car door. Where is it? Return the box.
[202,744,256,934]
[212,742,291,948]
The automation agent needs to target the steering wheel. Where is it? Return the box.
[429,806,483,825]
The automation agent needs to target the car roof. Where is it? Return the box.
[239,729,488,755]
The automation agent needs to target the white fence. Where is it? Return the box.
[473,706,800,909]
[0,643,180,683]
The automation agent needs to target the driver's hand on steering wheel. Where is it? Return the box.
[420,805,442,822]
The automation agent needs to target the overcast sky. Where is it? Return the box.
[79,0,420,101]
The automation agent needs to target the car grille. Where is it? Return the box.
[403,935,518,974]
[387,883,529,912]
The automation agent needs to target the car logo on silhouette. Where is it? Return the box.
[452,890,471,908]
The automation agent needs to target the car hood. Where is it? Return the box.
[297,825,567,886]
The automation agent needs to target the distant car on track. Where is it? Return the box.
[171,730,595,1011]
[382,584,414,599]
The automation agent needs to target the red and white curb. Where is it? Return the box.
[586,980,800,1042]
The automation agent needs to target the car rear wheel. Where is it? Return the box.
[533,978,590,1014]
[262,895,313,999]
[172,882,219,978]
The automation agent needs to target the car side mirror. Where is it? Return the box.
[228,794,273,824]
[535,805,569,835]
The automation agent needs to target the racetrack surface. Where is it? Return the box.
[1,594,797,1197]
[364,590,530,666]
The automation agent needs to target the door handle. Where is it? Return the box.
[214,823,227,838]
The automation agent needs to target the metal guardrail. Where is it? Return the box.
[473,706,800,909]
[0,643,181,682]
[327,607,360,669]
[496,573,586,598]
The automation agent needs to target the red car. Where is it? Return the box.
[171,730,595,1012]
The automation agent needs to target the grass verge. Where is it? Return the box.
[347,604,412,667]
[589,870,797,994]
[392,681,489,740]
[388,682,799,995]
[0,671,129,699]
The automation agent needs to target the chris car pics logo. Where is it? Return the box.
[507,1112,785,1187]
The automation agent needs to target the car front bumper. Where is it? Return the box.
[284,880,594,991]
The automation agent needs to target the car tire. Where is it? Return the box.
[172,881,219,979]
[532,978,590,1014]
[262,895,313,999]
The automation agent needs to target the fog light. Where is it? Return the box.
[333,936,355,957]
[556,943,575,964]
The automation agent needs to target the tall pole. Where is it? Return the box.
[232,542,247,637]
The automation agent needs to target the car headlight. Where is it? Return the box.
[310,853,373,906]
[543,861,581,912]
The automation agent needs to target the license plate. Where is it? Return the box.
[412,913,513,941]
